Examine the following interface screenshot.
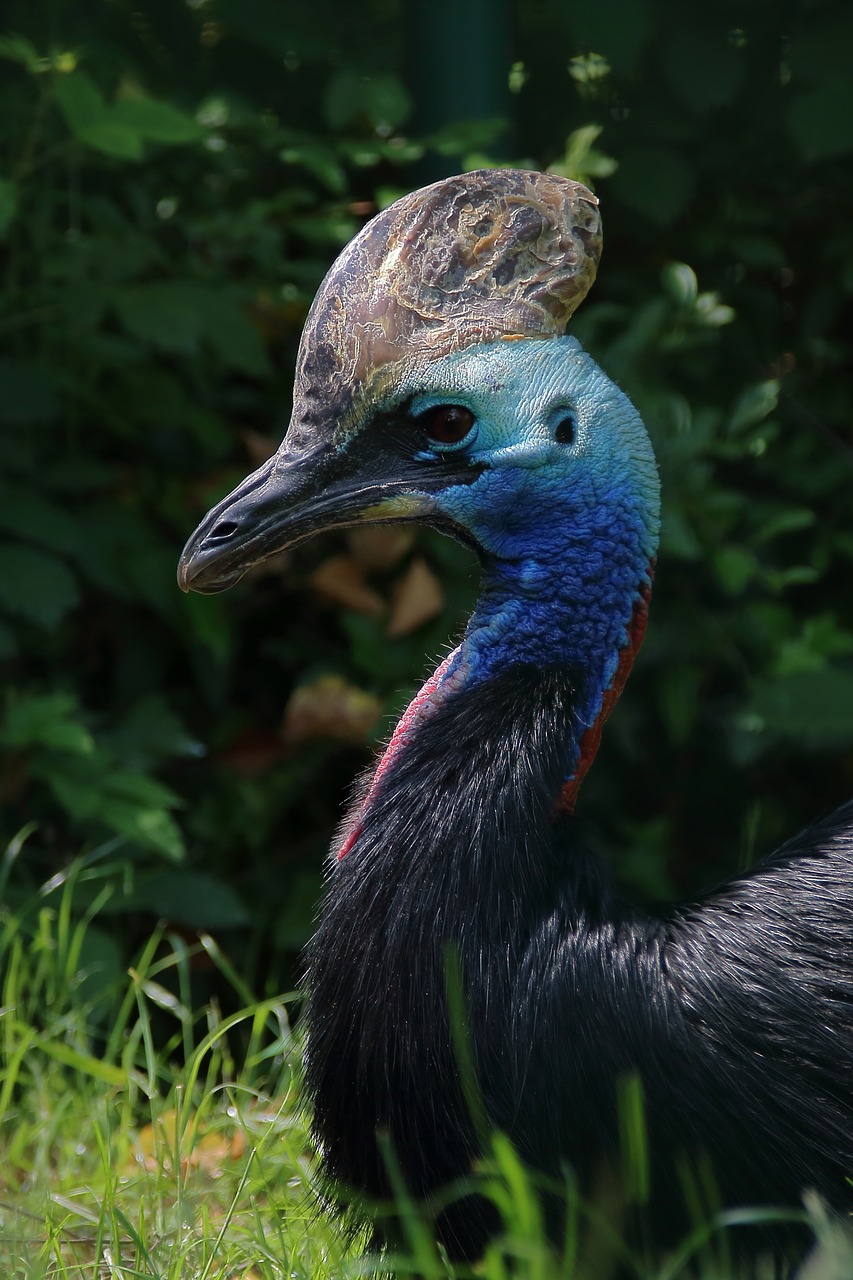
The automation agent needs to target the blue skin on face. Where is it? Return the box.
[391,337,660,747]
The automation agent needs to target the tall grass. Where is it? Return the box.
[0,844,849,1279]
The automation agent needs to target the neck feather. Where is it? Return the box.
[309,665,607,1208]
[338,555,652,858]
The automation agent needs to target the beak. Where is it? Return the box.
[177,439,435,595]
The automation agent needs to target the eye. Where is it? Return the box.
[419,405,477,451]
[554,410,576,445]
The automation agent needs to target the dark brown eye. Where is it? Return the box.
[555,411,576,445]
[422,405,476,447]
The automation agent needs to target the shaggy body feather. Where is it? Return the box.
[306,665,853,1256]
[176,171,853,1266]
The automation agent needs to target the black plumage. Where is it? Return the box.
[177,169,853,1269]
[306,666,853,1260]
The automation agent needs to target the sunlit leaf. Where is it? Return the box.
[387,557,444,639]
[283,674,382,744]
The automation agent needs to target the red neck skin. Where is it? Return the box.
[338,568,654,859]
[557,573,653,814]
[337,649,465,860]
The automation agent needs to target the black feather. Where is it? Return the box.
[304,664,853,1262]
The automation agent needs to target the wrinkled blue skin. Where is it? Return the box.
[391,337,660,764]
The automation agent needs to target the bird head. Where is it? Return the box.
[178,170,659,595]
[179,169,661,802]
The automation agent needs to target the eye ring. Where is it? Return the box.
[418,404,477,452]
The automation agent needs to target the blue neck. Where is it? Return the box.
[438,468,655,773]
[349,336,660,811]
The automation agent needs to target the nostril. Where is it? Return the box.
[208,519,240,543]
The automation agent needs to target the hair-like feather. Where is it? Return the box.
[177,169,853,1270]
[305,664,853,1260]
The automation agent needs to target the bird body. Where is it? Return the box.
[179,170,853,1262]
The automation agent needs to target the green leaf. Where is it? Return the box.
[0,620,16,659]
[115,283,269,375]
[549,125,617,184]
[115,282,210,353]
[35,1036,126,1086]
[112,97,203,143]
[324,70,410,131]
[744,669,853,748]
[109,805,185,860]
[663,22,744,111]
[0,33,41,72]
[0,488,86,556]
[44,759,186,861]
[77,120,145,161]
[54,70,143,160]
[74,925,125,1010]
[125,871,250,928]
[105,696,203,769]
[180,591,233,661]
[280,143,347,195]
[1,693,94,755]
[609,145,695,225]
[97,770,183,811]
[0,361,60,426]
[789,79,853,162]
[661,262,698,307]
[729,381,780,434]
[713,545,757,595]
[567,0,651,71]
[54,68,103,131]
[0,545,79,629]
[0,179,18,240]
[753,508,815,547]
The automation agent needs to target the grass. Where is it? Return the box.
[1,847,851,1280]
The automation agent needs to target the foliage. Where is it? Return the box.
[0,0,852,1265]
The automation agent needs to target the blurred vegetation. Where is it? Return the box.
[0,0,852,1014]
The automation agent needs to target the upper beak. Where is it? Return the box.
[177,439,433,594]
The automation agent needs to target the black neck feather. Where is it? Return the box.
[303,663,853,1262]
[304,667,609,1232]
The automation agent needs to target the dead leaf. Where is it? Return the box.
[194,1126,246,1177]
[132,1110,246,1178]
[218,728,287,777]
[387,557,444,638]
[283,674,381,744]
[347,526,415,571]
[245,549,292,581]
[241,428,278,467]
[311,554,385,615]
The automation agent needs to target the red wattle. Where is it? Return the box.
[337,648,462,859]
[558,571,654,815]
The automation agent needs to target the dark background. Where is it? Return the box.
[1,0,852,1007]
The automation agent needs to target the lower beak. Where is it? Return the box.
[177,443,433,594]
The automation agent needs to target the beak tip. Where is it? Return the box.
[176,542,199,594]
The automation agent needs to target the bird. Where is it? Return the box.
[178,170,853,1266]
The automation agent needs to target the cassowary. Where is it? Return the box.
[178,170,853,1262]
